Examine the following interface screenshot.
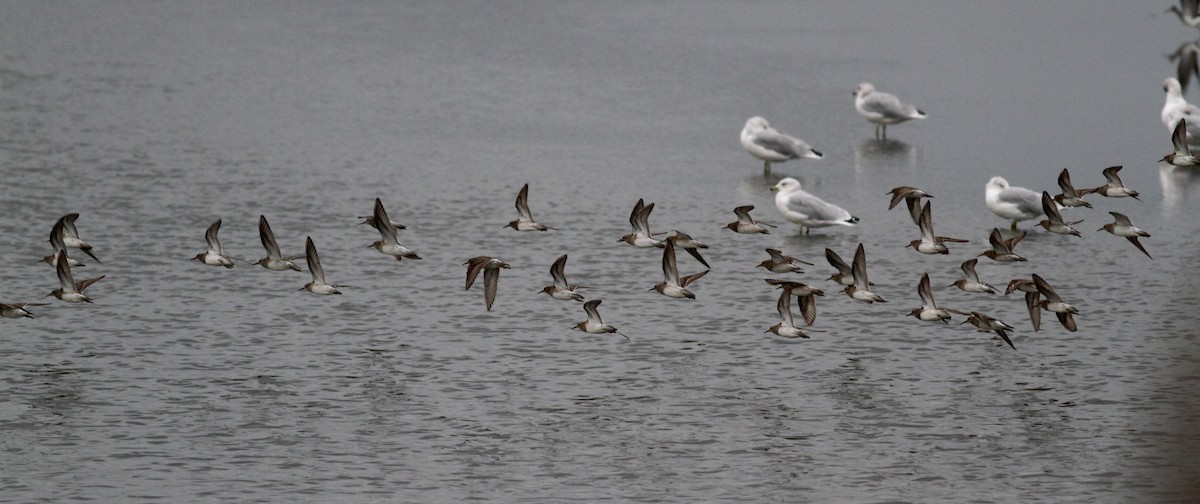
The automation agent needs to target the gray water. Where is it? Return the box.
[2,2,1199,502]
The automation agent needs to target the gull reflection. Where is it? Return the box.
[853,138,917,174]
[1159,163,1200,218]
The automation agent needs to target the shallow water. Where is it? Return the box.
[2,1,1199,502]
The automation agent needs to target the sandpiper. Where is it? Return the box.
[573,299,627,339]
[255,215,302,271]
[979,228,1027,263]
[368,198,422,260]
[666,231,711,269]
[505,183,553,231]
[757,248,813,274]
[886,186,932,225]
[740,116,823,175]
[1033,274,1078,332]
[1099,212,1152,259]
[465,256,510,311]
[853,82,926,139]
[962,311,1016,350]
[764,278,824,326]
[724,205,774,234]
[43,218,85,268]
[843,243,886,303]
[1005,277,1042,332]
[49,253,104,303]
[0,302,47,319]
[1163,116,1200,167]
[764,282,813,338]
[824,248,855,286]
[908,273,965,323]
[57,213,101,262]
[908,201,969,254]
[1053,168,1092,208]
[1084,166,1140,200]
[302,236,343,295]
[652,240,709,299]
[538,254,585,302]
[1037,191,1083,237]
[618,199,664,248]
[950,258,998,294]
[193,219,234,268]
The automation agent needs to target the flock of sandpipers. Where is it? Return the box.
[1,79,1185,350]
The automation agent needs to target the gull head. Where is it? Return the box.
[1165,77,1184,96]
[986,176,1010,192]
[770,177,801,193]
[743,116,769,133]
[853,82,875,98]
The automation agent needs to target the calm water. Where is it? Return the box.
[2,2,1199,502]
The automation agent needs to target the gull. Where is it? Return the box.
[908,273,965,323]
[618,199,664,248]
[1099,212,1152,259]
[666,231,711,268]
[757,248,813,274]
[853,82,926,139]
[42,218,85,268]
[1162,77,1200,137]
[652,240,709,299]
[58,213,101,263]
[504,183,553,231]
[770,177,859,234]
[1162,121,1200,167]
[908,201,969,254]
[1084,166,1140,200]
[573,299,627,339]
[0,302,48,319]
[1033,274,1078,332]
[1169,41,1200,94]
[1169,0,1200,28]
[740,116,823,175]
[255,215,302,271]
[1053,168,1092,209]
[1037,191,1083,237]
[538,254,585,302]
[824,248,855,286]
[1005,278,1042,332]
[369,198,422,260]
[886,186,932,225]
[962,312,1016,350]
[979,228,1027,263]
[949,258,998,294]
[724,205,775,234]
[49,253,104,303]
[843,243,886,303]
[764,282,814,339]
[985,177,1045,230]
[764,278,824,326]
[465,256,510,311]
[193,219,234,268]
[302,237,343,295]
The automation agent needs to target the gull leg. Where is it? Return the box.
[763,160,771,177]
[1010,220,1018,231]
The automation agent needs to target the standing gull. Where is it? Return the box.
[1163,77,1200,138]
[505,183,553,231]
[573,300,627,339]
[740,116,823,175]
[193,219,235,268]
[539,254,585,302]
[369,198,422,260]
[255,216,302,271]
[724,205,775,234]
[985,177,1045,230]
[853,82,926,139]
[1099,212,1153,259]
[465,256,510,311]
[770,177,859,235]
[302,237,343,295]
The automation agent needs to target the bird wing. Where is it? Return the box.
[515,183,533,221]
[259,216,283,259]
[205,219,223,254]
[305,237,325,284]
[550,254,570,288]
